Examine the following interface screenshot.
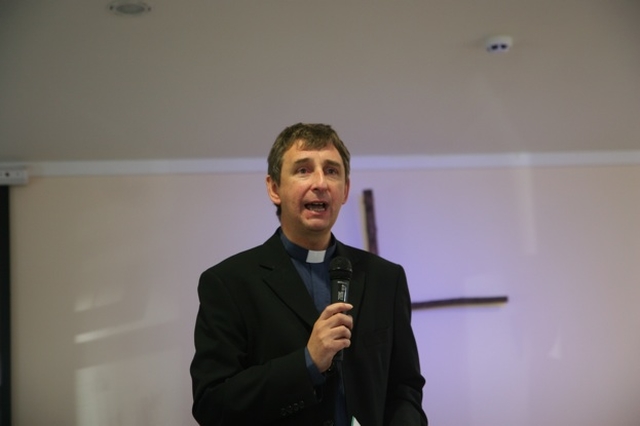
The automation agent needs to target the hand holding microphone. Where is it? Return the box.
[307,256,353,372]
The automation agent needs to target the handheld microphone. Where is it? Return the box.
[329,256,352,361]
[330,256,352,304]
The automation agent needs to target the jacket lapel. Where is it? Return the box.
[260,233,320,329]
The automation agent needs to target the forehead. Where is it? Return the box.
[283,140,343,163]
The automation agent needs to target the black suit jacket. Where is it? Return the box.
[191,231,427,425]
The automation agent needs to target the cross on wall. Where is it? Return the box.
[362,189,508,310]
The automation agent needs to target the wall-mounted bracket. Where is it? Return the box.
[0,167,28,186]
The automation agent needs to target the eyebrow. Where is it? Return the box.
[324,159,343,170]
[291,158,343,170]
[292,157,344,171]
[292,158,311,167]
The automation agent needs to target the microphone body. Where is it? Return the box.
[329,256,352,361]
[330,256,352,304]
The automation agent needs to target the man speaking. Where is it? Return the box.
[190,123,427,425]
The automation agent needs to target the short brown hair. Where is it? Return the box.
[267,123,351,186]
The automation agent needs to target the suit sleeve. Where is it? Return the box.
[384,266,428,426]
[190,268,320,425]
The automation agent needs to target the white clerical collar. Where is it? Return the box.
[279,228,336,264]
[306,250,326,264]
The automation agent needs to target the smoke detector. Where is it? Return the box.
[108,0,151,16]
[485,35,513,53]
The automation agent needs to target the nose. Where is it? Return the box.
[311,169,328,190]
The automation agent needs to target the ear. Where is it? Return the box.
[266,175,281,206]
[342,178,351,205]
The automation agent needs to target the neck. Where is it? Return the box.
[280,227,331,251]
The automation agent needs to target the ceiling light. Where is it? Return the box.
[108,0,151,16]
[485,35,513,53]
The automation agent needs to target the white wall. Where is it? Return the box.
[10,164,640,425]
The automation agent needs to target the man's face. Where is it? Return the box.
[267,140,350,248]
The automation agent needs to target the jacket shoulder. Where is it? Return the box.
[202,232,285,277]
[337,242,402,271]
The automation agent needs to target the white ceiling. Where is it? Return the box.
[1,0,639,163]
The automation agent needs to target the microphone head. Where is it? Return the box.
[329,256,352,281]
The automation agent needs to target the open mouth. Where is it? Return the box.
[305,202,327,212]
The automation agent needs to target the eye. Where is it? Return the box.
[296,167,309,174]
[325,167,340,176]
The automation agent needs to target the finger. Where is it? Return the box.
[336,325,352,341]
[319,303,353,319]
[327,312,353,330]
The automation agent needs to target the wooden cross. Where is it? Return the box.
[362,189,508,310]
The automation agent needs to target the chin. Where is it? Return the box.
[302,217,329,228]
